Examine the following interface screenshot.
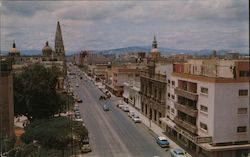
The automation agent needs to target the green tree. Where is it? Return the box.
[20,117,88,157]
[14,64,61,120]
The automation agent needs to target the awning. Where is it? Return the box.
[159,117,176,128]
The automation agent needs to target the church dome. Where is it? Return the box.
[42,41,52,56]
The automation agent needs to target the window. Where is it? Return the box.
[237,126,247,133]
[171,108,175,114]
[171,95,175,100]
[168,93,170,98]
[172,81,175,86]
[239,89,248,96]
[200,105,208,113]
[168,79,170,84]
[159,112,162,124]
[128,74,133,77]
[201,87,208,94]
[239,71,250,77]
[238,108,248,115]
[135,74,140,77]
[200,122,208,131]
[167,105,170,110]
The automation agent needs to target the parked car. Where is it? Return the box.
[103,104,109,111]
[170,148,187,157]
[116,104,124,108]
[155,136,169,148]
[77,98,83,103]
[75,117,83,122]
[76,83,79,87]
[128,111,135,118]
[122,106,129,112]
[132,115,141,123]
[81,137,91,153]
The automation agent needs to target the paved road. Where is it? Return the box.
[69,66,171,157]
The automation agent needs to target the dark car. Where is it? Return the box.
[103,104,109,111]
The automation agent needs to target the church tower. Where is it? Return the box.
[150,35,160,61]
[54,21,66,76]
[55,21,65,61]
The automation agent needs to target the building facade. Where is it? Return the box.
[162,59,250,157]
[106,67,141,97]
[123,81,141,110]
[140,62,167,125]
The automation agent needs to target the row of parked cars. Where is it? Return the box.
[116,104,141,123]
[155,136,187,157]
[74,104,83,122]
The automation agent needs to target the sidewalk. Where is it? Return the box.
[117,99,192,157]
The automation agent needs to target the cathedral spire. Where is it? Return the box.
[55,21,64,56]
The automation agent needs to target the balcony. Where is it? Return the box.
[140,72,167,83]
[174,117,197,134]
[174,102,198,117]
[175,88,198,101]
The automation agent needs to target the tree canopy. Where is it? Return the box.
[14,64,64,120]
[21,116,88,150]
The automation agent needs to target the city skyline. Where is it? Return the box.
[0,0,249,53]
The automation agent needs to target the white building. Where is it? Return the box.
[123,81,141,110]
[161,59,250,157]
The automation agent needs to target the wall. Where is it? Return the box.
[213,82,249,143]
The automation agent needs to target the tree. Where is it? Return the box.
[20,117,88,157]
[14,64,62,120]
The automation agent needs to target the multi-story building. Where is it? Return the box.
[140,62,167,125]
[0,59,14,138]
[106,67,141,96]
[162,58,250,157]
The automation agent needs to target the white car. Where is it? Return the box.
[132,115,141,123]
[75,117,83,122]
[169,148,187,157]
[122,106,129,112]
[128,111,135,118]
[76,83,79,87]
[117,104,124,108]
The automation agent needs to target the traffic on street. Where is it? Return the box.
[67,63,175,157]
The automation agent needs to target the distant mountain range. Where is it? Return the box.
[1,46,246,56]
[94,46,243,56]
[96,46,195,55]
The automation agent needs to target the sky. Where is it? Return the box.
[0,0,249,54]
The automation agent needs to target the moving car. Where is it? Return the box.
[132,115,141,123]
[170,148,187,157]
[103,104,109,111]
[155,136,169,148]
